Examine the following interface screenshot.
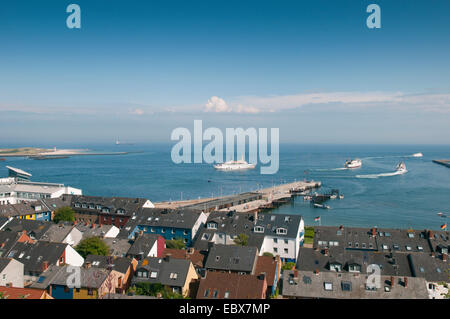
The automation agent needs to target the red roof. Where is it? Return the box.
[255,255,281,287]
[196,272,267,299]
[162,248,205,268]
[0,286,51,299]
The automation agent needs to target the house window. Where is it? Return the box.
[88,288,94,296]
[204,289,209,297]
[213,290,218,298]
[161,229,166,234]
[254,226,264,233]
[64,286,70,293]
[273,248,278,253]
[224,291,230,299]
[284,248,289,254]
[276,228,287,235]
[349,264,361,273]
[150,271,158,278]
[170,273,178,279]
[273,238,278,243]
[284,240,288,244]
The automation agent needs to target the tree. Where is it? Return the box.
[53,206,75,223]
[75,237,109,258]
[165,238,186,249]
[282,262,295,271]
[263,252,274,258]
[234,233,249,246]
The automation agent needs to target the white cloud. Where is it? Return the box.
[130,108,145,115]
[204,96,232,113]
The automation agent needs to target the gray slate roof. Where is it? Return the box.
[205,244,258,273]
[2,219,53,241]
[84,255,133,274]
[282,270,430,299]
[126,233,159,257]
[0,257,12,273]
[119,208,204,239]
[132,256,191,288]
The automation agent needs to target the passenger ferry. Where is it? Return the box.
[213,156,256,171]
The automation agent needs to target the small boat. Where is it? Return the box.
[396,161,407,173]
[330,194,337,200]
[437,212,443,216]
[314,203,330,209]
[339,194,344,199]
[345,159,362,169]
[304,195,312,201]
[412,153,423,158]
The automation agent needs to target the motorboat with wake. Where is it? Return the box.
[412,153,423,158]
[344,159,362,169]
[396,161,407,174]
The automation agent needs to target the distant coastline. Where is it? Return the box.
[0,147,129,158]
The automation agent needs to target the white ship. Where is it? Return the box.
[344,159,362,169]
[213,156,256,171]
[396,161,407,173]
[412,152,423,157]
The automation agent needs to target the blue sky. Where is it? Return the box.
[0,0,449,144]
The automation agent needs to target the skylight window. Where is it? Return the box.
[341,281,352,291]
[324,282,333,291]
[150,271,158,278]
[170,272,178,279]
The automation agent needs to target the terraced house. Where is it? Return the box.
[195,211,305,262]
[122,208,207,246]
[69,195,155,228]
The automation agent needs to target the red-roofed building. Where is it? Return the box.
[255,255,282,297]
[196,271,267,299]
[0,286,53,299]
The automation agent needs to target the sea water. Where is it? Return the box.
[1,143,449,230]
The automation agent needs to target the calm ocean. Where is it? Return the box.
[1,143,449,230]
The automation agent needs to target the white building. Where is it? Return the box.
[0,166,82,206]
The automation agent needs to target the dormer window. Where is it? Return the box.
[89,204,95,209]
[82,203,87,209]
[207,222,217,230]
[329,263,342,272]
[74,203,81,208]
[117,209,125,215]
[96,205,102,210]
[276,228,287,235]
[102,208,110,213]
[348,264,361,273]
[254,226,264,233]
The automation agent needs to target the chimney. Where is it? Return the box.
[443,253,447,262]
[6,282,13,288]
[42,261,49,272]
[164,255,170,262]
[84,261,92,269]
[324,248,329,256]
[428,230,433,239]
[390,276,394,287]
[431,252,435,258]
[91,223,95,229]
[371,228,376,236]
[73,221,77,225]
[314,269,319,275]
[404,277,408,288]
[294,269,298,278]
[0,243,4,248]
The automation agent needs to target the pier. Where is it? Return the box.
[433,160,450,168]
[154,180,322,213]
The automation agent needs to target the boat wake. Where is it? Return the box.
[314,167,348,171]
[356,170,408,179]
